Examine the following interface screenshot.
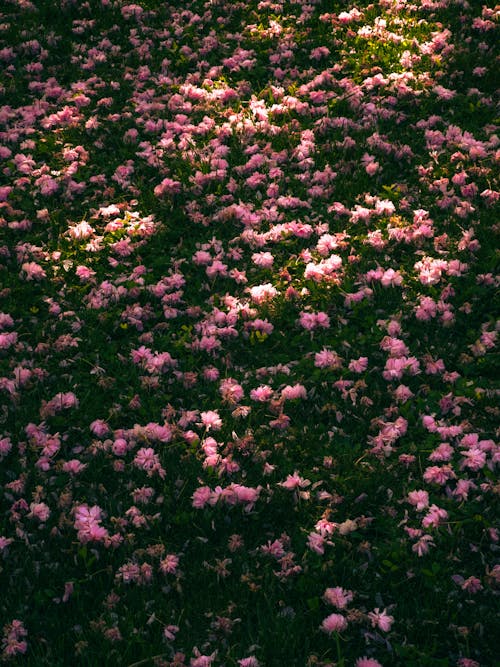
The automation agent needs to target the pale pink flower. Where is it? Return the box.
[75,266,95,285]
[461,576,483,594]
[159,554,179,575]
[231,483,261,511]
[112,438,128,457]
[368,608,394,632]
[394,384,414,402]
[74,504,109,544]
[0,331,17,350]
[199,410,222,431]
[133,447,165,478]
[163,624,179,641]
[238,657,260,667]
[452,479,477,501]
[380,268,403,287]
[0,536,14,552]
[219,378,244,404]
[429,442,453,462]
[349,357,368,373]
[407,490,429,511]
[154,177,182,197]
[261,539,285,559]
[307,532,325,554]
[423,465,456,485]
[460,447,486,471]
[422,504,448,529]
[29,502,50,522]
[21,262,46,281]
[412,534,435,556]
[0,437,12,460]
[314,348,342,369]
[323,586,353,609]
[62,459,87,474]
[192,486,212,509]
[68,220,94,240]
[280,471,310,490]
[248,283,278,304]
[90,419,110,438]
[250,385,274,402]
[252,252,274,268]
[355,658,383,667]
[281,384,307,400]
[320,613,348,634]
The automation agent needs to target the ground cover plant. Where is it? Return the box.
[0,0,499,665]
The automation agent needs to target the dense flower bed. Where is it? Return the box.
[0,0,498,665]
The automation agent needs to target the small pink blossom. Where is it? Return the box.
[355,658,383,667]
[200,410,222,431]
[250,385,274,402]
[21,262,46,281]
[29,502,50,522]
[320,613,348,634]
[368,608,394,632]
[323,586,353,609]
[280,471,310,490]
[407,490,429,511]
[349,357,368,373]
[281,384,307,400]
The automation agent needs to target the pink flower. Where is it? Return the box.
[250,385,274,402]
[314,348,343,369]
[407,490,429,511]
[163,624,179,641]
[461,576,483,594]
[200,410,222,431]
[423,465,456,485]
[21,262,46,281]
[192,486,212,509]
[252,252,274,268]
[368,608,394,632]
[281,384,307,400]
[62,459,87,474]
[307,532,325,554]
[29,502,50,522]
[320,613,348,634]
[394,384,414,403]
[219,378,244,404]
[68,220,94,240]
[380,268,403,287]
[0,437,12,460]
[248,283,278,304]
[74,504,109,544]
[231,483,261,511]
[349,357,368,373]
[154,177,182,197]
[422,504,448,529]
[1,619,27,657]
[412,534,435,556]
[159,554,179,575]
[460,447,486,471]
[238,657,260,667]
[279,471,310,490]
[90,419,110,438]
[0,536,14,552]
[355,658,383,667]
[323,586,353,609]
[133,447,165,478]
[112,438,128,456]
